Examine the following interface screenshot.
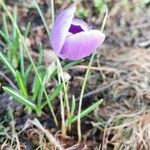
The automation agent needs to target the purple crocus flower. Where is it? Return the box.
[50,5,105,60]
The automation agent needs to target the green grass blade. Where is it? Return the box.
[0,30,15,50]
[32,73,44,101]
[43,62,56,83]
[3,86,37,110]
[67,99,103,125]
[38,43,43,65]
[19,42,25,77]
[42,83,64,108]
[25,64,32,81]
[0,53,16,77]
[63,60,84,69]
[67,95,76,123]
[33,0,50,37]
[20,22,31,77]
[12,6,17,40]
[16,70,28,98]
[24,22,31,38]
[71,95,76,117]
[2,14,9,38]
[37,62,56,106]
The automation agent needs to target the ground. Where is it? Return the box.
[0,0,150,149]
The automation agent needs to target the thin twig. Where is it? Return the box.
[0,71,18,91]
[76,73,133,101]
[67,65,117,72]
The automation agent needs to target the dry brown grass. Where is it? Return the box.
[101,109,150,150]
[94,47,150,150]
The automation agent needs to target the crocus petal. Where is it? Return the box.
[50,5,76,54]
[59,30,105,60]
[70,18,90,32]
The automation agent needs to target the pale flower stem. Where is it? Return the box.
[57,58,70,135]
[51,0,70,134]
[101,10,108,32]
[50,0,55,24]
[77,54,95,142]
[57,62,66,135]
[77,10,108,142]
